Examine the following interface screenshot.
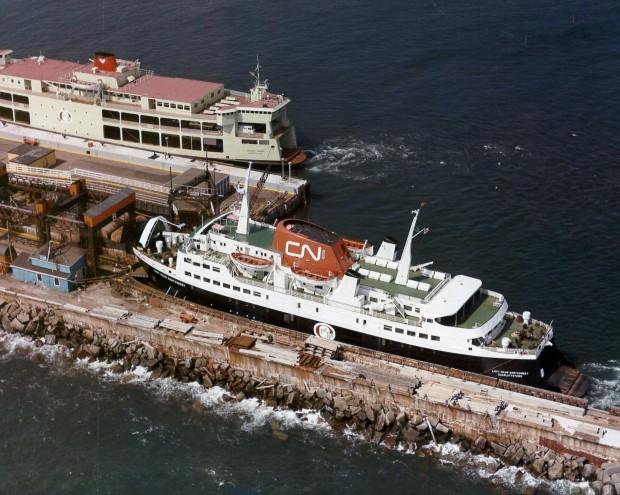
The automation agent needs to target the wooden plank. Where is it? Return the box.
[160,318,193,334]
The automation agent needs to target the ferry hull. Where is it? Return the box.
[145,265,589,397]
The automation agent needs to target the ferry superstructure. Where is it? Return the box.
[134,167,589,397]
[0,49,305,166]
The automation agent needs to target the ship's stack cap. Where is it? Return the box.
[93,52,117,72]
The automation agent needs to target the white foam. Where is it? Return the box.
[582,360,620,409]
[306,136,414,181]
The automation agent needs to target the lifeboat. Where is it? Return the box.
[230,252,273,277]
[342,238,373,259]
[291,266,337,289]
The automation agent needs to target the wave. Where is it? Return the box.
[418,441,592,494]
[582,360,620,410]
[0,330,597,492]
[305,136,416,181]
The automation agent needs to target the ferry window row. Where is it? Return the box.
[185,270,262,298]
[383,324,440,341]
[102,125,223,152]
[0,92,29,106]
[156,101,191,111]
[0,106,30,124]
[102,110,221,133]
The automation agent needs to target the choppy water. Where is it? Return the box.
[1,0,619,492]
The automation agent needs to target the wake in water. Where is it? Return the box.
[306,136,416,181]
[582,360,620,409]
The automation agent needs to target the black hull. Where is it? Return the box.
[146,266,588,396]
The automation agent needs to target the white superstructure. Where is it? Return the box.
[0,50,306,165]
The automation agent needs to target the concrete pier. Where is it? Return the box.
[0,274,619,490]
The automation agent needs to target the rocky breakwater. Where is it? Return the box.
[1,299,619,493]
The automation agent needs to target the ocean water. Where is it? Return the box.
[1,0,619,492]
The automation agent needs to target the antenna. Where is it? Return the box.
[249,55,269,102]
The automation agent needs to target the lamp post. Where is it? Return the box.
[164,136,169,159]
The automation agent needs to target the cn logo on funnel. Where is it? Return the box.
[285,241,323,261]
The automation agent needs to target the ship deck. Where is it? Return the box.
[456,294,502,329]
[357,260,441,300]
[212,221,276,251]
[489,314,548,351]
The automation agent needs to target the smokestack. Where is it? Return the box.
[93,52,117,72]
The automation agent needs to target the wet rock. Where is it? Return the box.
[602,484,617,495]
[591,481,604,495]
[375,412,386,432]
[2,315,13,332]
[415,421,428,432]
[473,436,487,452]
[364,404,375,423]
[401,425,420,444]
[427,415,439,428]
[382,432,399,449]
[385,410,395,427]
[396,411,407,425]
[44,334,57,346]
[333,396,348,412]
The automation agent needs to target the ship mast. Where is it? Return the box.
[249,56,269,102]
[236,162,252,236]
[395,204,428,285]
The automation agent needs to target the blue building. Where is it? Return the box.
[11,244,87,292]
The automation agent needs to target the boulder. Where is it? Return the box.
[435,422,450,435]
[375,412,386,432]
[547,460,564,480]
[602,484,617,495]
[401,426,420,444]
[385,410,395,427]
[364,404,375,423]
[583,463,597,481]
[591,481,604,495]
[415,421,428,432]
[333,396,348,412]
[531,458,546,475]
[490,442,507,456]
[396,411,407,425]
[10,318,24,332]
[473,436,487,452]
[44,334,57,346]
[16,311,30,324]
[427,415,439,428]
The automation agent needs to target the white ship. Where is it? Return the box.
[134,167,589,397]
[0,49,306,166]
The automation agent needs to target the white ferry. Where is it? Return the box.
[134,167,589,397]
[0,49,306,166]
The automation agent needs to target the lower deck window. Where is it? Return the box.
[253,291,261,297]
[184,271,191,276]
[395,328,404,334]
[223,283,230,289]
[383,325,392,331]
[203,277,210,283]
[213,281,220,286]
[243,288,250,294]
[407,330,415,337]
[419,333,428,339]
[431,335,440,341]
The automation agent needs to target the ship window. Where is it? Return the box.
[233,286,240,292]
[407,330,415,337]
[213,267,220,272]
[223,283,230,289]
[170,103,177,109]
[431,335,440,341]
[253,291,261,297]
[162,134,180,148]
[103,125,121,140]
[184,105,190,110]
[184,271,191,276]
[13,94,28,105]
[259,140,269,145]
[414,307,420,313]
[141,115,159,126]
[102,109,120,121]
[213,280,220,286]
[14,110,30,124]
[122,128,140,143]
[184,257,191,262]
[203,138,223,153]
[0,106,13,121]
[243,288,250,294]
[242,139,257,144]
[192,262,200,266]
[121,112,139,123]
[181,120,201,131]
[161,118,179,129]
[203,277,210,283]
[395,328,404,334]
[164,102,169,108]
[141,130,160,146]
[403,305,412,311]
[182,136,202,151]
[370,297,378,303]
[193,274,200,279]
[202,263,209,269]
[383,325,392,331]
[297,302,301,309]
[315,307,318,312]
[0,92,11,102]
[419,333,428,339]
[156,101,162,106]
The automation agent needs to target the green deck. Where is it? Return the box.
[218,222,276,250]
[358,260,441,300]
[456,294,502,329]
